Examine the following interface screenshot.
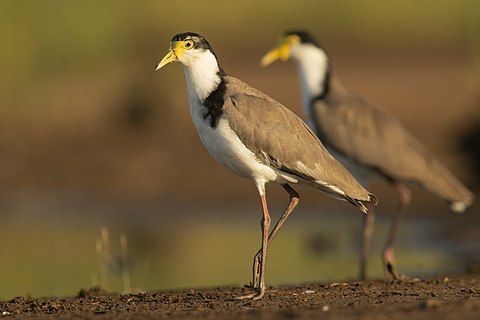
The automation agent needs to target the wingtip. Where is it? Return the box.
[350,198,369,214]
[345,193,377,214]
[450,201,469,213]
[450,190,475,213]
[356,193,377,214]
[369,193,378,205]
[359,203,368,214]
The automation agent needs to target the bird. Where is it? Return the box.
[261,30,475,280]
[156,32,377,299]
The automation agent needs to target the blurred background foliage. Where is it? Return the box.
[0,0,479,299]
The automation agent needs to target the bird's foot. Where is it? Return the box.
[385,261,400,279]
[385,264,409,281]
[383,249,408,280]
[235,287,265,300]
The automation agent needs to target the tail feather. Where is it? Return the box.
[406,147,475,213]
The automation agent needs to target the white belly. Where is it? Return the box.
[189,99,279,183]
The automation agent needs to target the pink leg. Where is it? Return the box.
[359,202,376,280]
[236,193,271,300]
[252,184,299,288]
[383,183,411,279]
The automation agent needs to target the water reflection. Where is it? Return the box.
[0,201,477,299]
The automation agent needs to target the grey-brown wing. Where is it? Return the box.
[312,95,473,207]
[222,77,374,203]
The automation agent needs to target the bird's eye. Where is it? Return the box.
[184,40,194,49]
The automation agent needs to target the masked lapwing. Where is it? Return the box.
[156,32,377,299]
[261,30,474,280]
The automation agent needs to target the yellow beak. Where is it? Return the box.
[260,42,291,67]
[155,49,178,70]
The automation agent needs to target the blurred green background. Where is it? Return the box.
[1,0,479,299]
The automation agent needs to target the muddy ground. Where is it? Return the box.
[1,275,479,319]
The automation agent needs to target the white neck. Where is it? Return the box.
[182,50,222,102]
[290,44,329,116]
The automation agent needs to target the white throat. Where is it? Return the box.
[182,49,222,102]
[290,44,329,116]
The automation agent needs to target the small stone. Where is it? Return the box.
[322,305,329,312]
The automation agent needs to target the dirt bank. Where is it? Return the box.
[1,275,479,319]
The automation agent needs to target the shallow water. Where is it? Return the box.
[0,200,477,300]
